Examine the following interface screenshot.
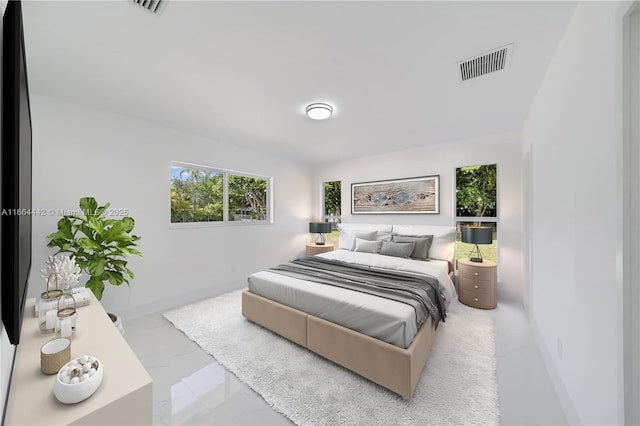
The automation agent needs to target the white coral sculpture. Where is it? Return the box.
[40,255,82,290]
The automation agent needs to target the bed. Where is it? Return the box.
[242,224,457,399]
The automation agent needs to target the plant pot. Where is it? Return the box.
[108,313,125,335]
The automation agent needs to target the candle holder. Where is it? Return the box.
[40,338,71,375]
[55,293,77,339]
[38,275,63,335]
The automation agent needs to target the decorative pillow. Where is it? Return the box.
[349,231,378,250]
[391,225,456,263]
[337,223,393,249]
[391,234,434,260]
[379,241,416,259]
[353,238,381,254]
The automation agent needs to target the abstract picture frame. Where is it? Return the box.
[351,175,440,214]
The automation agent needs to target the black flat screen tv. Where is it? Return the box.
[2,0,32,346]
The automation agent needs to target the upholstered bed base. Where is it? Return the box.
[241,290,438,399]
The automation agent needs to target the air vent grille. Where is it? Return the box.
[458,44,513,81]
[131,0,165,14]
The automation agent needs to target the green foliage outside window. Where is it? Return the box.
[228,175,267,221]
[323,181,341,245]
[455,164,498,264]
[456,164,497,218]
[170,166,268,223]
[324,181,341,217]
[171,169,223,222]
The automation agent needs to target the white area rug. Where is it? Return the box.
[164,290,499,426]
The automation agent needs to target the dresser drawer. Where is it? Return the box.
[459,290,494,309]
[461,265,492,281]
[460,278,492,295]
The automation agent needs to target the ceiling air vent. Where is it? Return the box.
[458,44,513,82]
[130,0,165,15]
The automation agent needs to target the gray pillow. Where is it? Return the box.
[353,238,381,254]
[350,230,378,250]
[391,234,434,260]
[379,241,416,259]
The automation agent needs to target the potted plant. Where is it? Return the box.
[46,197,142,332]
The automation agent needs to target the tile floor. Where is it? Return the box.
[124,295,567,425]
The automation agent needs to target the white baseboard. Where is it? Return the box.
[117,279,246,322]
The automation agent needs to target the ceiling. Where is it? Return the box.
[21,1,578,165]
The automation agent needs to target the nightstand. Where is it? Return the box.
[458,258,497,309]
[306,243,334,256]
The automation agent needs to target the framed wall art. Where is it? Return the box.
[351,175,439,214]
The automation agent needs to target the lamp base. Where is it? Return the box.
[315,234,326,245]
[468,244,484,263]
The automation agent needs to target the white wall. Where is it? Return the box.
[313,132,523,303]
[28,94,313,320]
[522,1,631,424]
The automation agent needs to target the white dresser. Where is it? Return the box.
[5,292,152,425]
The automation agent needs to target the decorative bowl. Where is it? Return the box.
[53,355,103,404]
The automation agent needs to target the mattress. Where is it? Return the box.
[247,250,456,348]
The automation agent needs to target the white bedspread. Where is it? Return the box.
[247,250,456,348]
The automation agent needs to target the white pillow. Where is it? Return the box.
[337,223,393,250]
[348,231,377,250]
[391,225,456,263]
[353,238,381,254]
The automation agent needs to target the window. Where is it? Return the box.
[228,175,269,221]
[455,164,497,264]
[170,162,271,225]
[321,181,341,245]
[456,220,497,263]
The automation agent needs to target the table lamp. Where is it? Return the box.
[461,225,493,263]
[309,222,332,245]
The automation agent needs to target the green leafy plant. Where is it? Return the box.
[46,197,142,301]
[456,164,497,220]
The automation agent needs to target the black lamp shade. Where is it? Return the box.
[309,222,332,234]
[461,226,493,245]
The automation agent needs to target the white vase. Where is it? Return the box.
[108,313,125,335]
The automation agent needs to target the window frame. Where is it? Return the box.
[170,161,273,229]
[320,180,342,222]
[454,163,499,269]
[319,180,342,247]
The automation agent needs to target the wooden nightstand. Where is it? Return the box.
[306,243,334,256]
[458,258,497,309]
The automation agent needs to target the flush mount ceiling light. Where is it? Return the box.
[305,103,333,120]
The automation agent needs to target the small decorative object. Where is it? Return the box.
[55,293,77,339]
[37,274,63,335]
[351,175,440,214]
[461,225,494,263]
[109,313,125,335]
[54,355,103,404]
[309,222,332,245]
[40,255,82,291]
[40,338,71,375]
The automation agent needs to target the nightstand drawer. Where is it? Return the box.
[461,265,491,281]
[458,258,497,310]
[459,290,493,309]
[460,279,492,295]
